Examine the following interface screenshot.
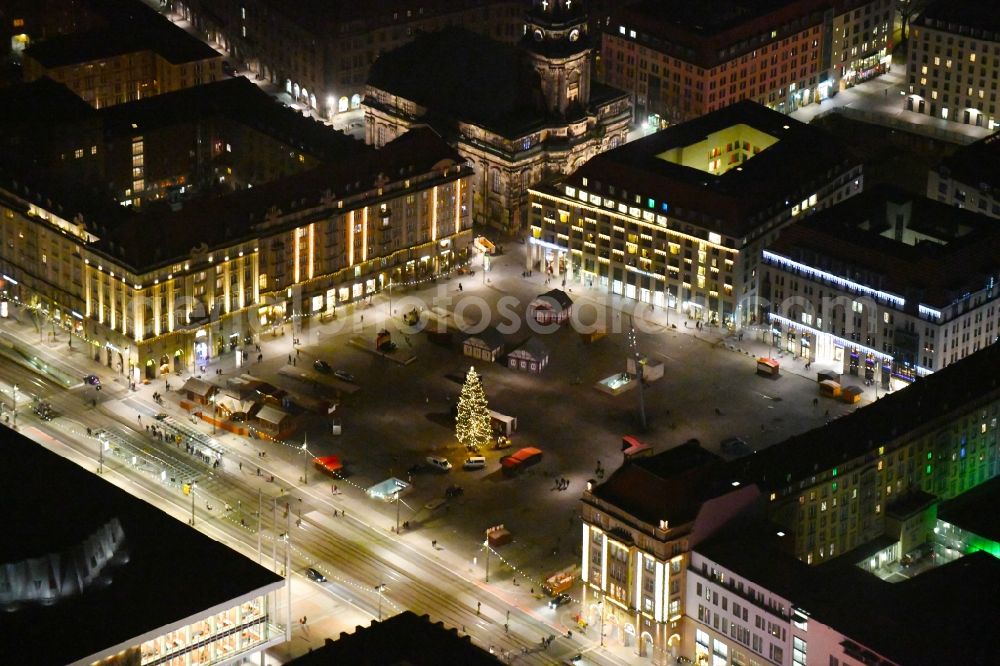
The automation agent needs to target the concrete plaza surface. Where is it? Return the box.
[152,241,865,654]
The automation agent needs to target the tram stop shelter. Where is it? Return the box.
[367,477,410,501]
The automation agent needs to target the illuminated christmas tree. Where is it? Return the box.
[455,366,492,450]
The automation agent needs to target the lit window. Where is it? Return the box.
[970,53,976,62]
[934,56,940,66]
[74,149,83,159]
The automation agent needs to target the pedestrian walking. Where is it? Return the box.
[138,414,141,422]
[477,602,481,615]
[296,348,300,357]
[288,354,292,364]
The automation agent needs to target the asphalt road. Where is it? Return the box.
[0,348,624,665]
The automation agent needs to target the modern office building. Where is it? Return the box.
[0,127,473,381]
[599,0,893,127]
[905,0,1000,129]
[581,341,1000,662]
[364,1,631,231]
[926,133,1000,218]
[0,425,285,665]
[760,184,1000,385]
[21,0,224,108]
[526,100,862,327]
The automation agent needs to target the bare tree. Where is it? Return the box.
[896,0,929,49]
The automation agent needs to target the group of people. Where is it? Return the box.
[552,477,571,491]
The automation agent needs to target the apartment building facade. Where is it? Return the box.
[599,0,893,127]
[0,129,472,382]
[905,0,1000,129]
[20,0,224,109]
[175,0,526,120]
[759,185,1000,386]
[926,133,1000,218]
[526,101,862,328]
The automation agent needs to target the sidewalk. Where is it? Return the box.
[790,56,991,144]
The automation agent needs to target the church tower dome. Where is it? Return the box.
[522,0,591,116]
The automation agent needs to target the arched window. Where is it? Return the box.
[338,96,349,113]
[350,94,361,109]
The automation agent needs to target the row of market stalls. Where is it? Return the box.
[180,376,295,439]
[460,288,573,373]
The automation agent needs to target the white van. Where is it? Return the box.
[426,456,453,472]
[463,456,487,470]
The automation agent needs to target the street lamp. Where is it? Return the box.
[301,434,309,485]
[627,318,647,431]
[98,434,107,475]
[210,393,217,434]
[391,488,402,533]
[12,383,17,428]
[374,582,386,621]
[484,533,491,582]
[189,481,198,526]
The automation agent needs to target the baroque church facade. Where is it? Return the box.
[364,0,632,233]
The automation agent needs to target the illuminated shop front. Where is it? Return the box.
[139,593,279,666]
[767,313,914,390]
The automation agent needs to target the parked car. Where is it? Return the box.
[463,456,487,470]
[426,456,453,472]
[305,567,326,582]
[720,437,754,458]
[334,370,355,382]
[548,593,572,609]
[313,359,332,373]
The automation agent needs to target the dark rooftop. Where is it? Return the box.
[368,27,556,138]
[726,342,1000,493]
[564,100,857,238]
[285,611,502,666]
[696,519,1000,665]
[916,0,1000,34]
[25,0,219,67]
[0,425,282,665]
[933,132,1000,193]
[606,0,827,68]
[98,77,361,161]
[98,127,463,271]
[0,77,97,128]
[591,440,730,526]
[766,183,1000,308]
[259,0,504,34]
[938,476,1000,545]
